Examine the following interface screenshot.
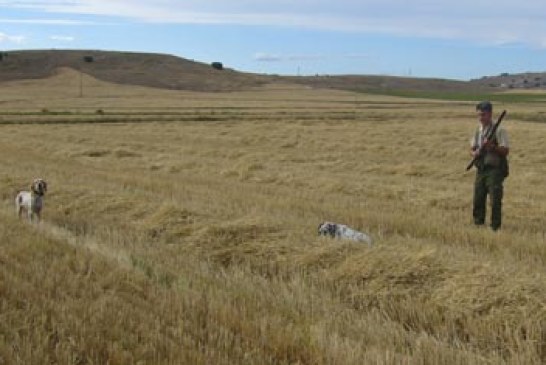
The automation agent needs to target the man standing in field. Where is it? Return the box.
[470,101,510,231]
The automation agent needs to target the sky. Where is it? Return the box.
[0,0,545,80]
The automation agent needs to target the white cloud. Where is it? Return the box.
[50,35,75,41]
[1,0,546,47]
[0,31,25,44]
[0,18,97,25]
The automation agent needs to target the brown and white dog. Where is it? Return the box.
[15,178,47,222]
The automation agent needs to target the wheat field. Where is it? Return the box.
[0,69,545,364]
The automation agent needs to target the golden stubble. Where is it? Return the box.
[0,69,545,364]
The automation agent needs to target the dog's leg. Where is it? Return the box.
[27,201,35,222]
[29,194,38,223]
[16,200,20,218]
[15,194,22,218]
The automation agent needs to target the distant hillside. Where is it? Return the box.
[0,50,267,92]
[0,49,514,95]
[470,72,546,89]
[284,74,492,95]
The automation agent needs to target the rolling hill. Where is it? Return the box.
[0,49,268,92]
[0,49,500,95]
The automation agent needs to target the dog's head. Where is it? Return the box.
[318,222,337,237]
[31,178,47,196]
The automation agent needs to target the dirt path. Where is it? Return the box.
[1,201,133,270]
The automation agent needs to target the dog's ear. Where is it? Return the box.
[42,180,47,192]
[328,223,336,237]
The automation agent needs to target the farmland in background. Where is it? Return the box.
[1,68,545,364]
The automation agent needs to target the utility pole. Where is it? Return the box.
[80,55,94,98]
[79,69,83,97]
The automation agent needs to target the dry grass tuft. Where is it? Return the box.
[141,204,199,241]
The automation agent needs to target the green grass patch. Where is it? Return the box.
[371,89,546,103]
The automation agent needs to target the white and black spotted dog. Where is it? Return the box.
[15,178,48,222]
[318,221,373,246]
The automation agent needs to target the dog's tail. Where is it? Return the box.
[362,233,373,246]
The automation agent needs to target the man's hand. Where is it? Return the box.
[483,138,496,152]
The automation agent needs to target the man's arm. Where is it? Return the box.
[485,128,509,157]
[470,132,479,157]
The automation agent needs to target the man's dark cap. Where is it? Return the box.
[476,101,493,112]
